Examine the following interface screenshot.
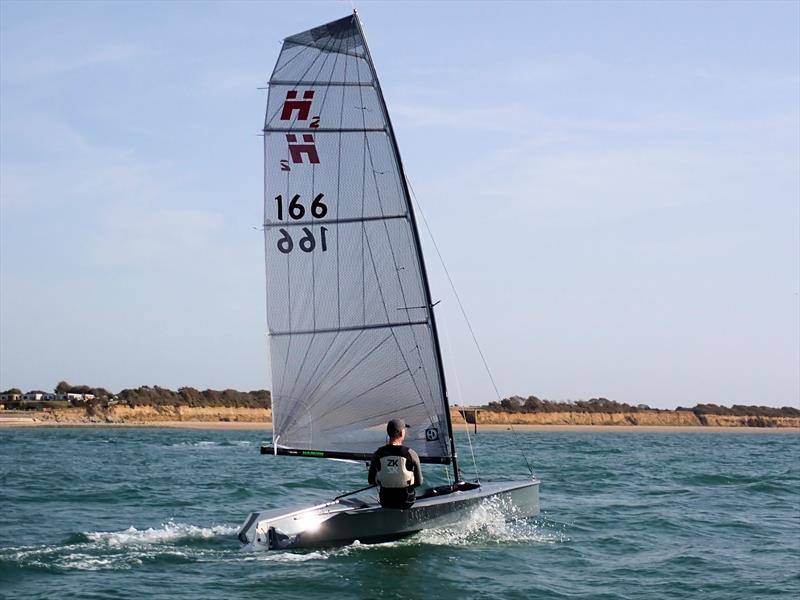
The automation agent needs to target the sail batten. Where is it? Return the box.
[270,320,429,337]
[264,214,407,229]
[264,128,387,133]
[270,80,375,87]
[263,13,453,462]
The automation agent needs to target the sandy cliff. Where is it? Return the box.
[452,409,800,428]
[30,405,272,424]
[13,406,798,428]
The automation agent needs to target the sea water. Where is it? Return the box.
[1,427,798,599]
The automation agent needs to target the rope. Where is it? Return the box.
[457,406,481,483]
[407,179,535,478]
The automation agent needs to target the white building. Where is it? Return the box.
[57,393,96,404]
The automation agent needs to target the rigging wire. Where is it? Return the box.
[406,179,535,478]
[438,310,480,483]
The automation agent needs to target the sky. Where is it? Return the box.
[1,0,798,409]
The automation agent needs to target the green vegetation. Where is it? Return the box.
[487,395,800,418]
[1,382,271,410]
[488,396,649,413]
[11,401,71,410]
[117,386,271,409]
[677,403,800,418]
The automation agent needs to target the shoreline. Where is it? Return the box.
[1,418,797,433]
[3,405,797,430]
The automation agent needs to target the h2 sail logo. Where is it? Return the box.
[279,90,320,168]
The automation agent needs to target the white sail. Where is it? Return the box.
[263,14,453,462]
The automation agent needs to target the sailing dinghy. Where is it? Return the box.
[238,12,540,551]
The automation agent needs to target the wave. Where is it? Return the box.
[169,440,253,448]
[240,550,330,563]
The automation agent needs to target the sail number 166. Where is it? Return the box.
[275,193,328,255]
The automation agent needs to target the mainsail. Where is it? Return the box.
[263,14,455,465]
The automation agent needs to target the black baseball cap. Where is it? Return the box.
[387,418,409,436]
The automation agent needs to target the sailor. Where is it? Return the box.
[368,418,423,509]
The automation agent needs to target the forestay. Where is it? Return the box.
[263,14,452,462]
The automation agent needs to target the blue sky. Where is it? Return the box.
[1,1,798,408]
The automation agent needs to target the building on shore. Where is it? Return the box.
[22,391,56,401]
[57,393,96,403]
[0,390,99,406]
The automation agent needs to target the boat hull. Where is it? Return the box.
[238,479,540,551]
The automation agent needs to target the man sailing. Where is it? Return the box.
[368,419,423,509]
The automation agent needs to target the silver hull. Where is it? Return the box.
[238,479,540,551]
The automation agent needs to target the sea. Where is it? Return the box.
[1,427,798,600]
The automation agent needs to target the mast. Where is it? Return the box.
[353,12,461,482]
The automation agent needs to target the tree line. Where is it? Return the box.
[4,384,796,417]
[487,395,800,417]
[117,386,271,409]
[2,381,271,409]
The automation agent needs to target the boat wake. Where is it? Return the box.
[0,522,238,573]
[407,496,567,547]
[85,522,238,547]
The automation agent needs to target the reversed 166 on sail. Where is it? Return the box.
[274,193,329,254]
